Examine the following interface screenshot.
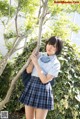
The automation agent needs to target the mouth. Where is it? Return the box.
[47,49,50,52]
[47,50,51,52]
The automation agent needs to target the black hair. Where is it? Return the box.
[46,36,63,55]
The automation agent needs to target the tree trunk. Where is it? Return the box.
[0,35,25,76]
[0,0,48,110]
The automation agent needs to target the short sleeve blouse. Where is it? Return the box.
[31,52,60,78]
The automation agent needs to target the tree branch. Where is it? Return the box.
[42,0,45,4]
[15,0,20,37]
[38,0,43,19]
[0,35,25,76]
[12,37,27,53]
[9,0,11,20]
[0,0,48,110]
[36,0,48,51]
[14,40,37,52]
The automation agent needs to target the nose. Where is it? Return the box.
[48,45,53,49]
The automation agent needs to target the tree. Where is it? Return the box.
[0,0,48,110]
[0,0,80,76]
[0,0,80,118]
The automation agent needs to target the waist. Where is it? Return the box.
[31,73,39,78]
[31,76,50,85]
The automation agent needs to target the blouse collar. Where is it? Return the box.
[45,52,56,60]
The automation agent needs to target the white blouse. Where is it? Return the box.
[31,52,60,78]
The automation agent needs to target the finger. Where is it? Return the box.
[32,53,36,57]
[30,54,35,59]
[35,51,39,56]
[32,48,36,53]
[30,54,33,59]
[32,52,35,56]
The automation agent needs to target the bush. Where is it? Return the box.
[0,39,80,119]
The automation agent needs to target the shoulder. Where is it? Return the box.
[52,55,61,68]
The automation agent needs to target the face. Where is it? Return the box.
[46,43,57,56]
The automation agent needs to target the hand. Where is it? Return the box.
[30,52,38,66]
[31,48,39,57]
[31,48,39,56]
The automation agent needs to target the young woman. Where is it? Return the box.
[19,36,63,119]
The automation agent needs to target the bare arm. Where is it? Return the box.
[26,48,38,73]
[30,53,54,84]
[35,63,54,84]
[26,61,34,73]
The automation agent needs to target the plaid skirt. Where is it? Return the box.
[19,76,54,110]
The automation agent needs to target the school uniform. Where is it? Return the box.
[19,52,60,110]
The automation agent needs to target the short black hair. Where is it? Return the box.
[46,36,63,55]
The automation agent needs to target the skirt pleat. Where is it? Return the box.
[19,76,54,110]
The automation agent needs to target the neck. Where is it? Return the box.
[47,53,55,56]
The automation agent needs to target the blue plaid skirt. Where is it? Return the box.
[19,76,54,110]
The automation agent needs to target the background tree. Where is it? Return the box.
[0,0,48,110]
[0,0,80,118]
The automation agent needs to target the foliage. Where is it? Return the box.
[25,14,38,31]
[0,63,13,100]
[0,41,37,111]
[48,0,80,14]
[52,15,80,39]
[0,53,2,60]
[0,0,15,17]
[19,0,39,13]
[0,39,80,119]
[0,0,80,119]
[4,30,16,50]
[4,30,16,39]
[3,0,80,46]
[47,40,80,119]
